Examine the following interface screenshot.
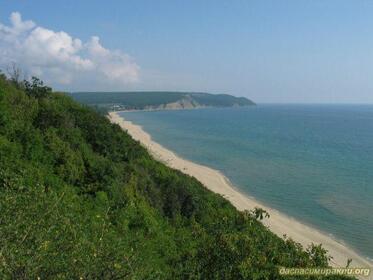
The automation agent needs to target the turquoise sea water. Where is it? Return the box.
[119,105,373,260]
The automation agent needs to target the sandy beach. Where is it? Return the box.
[108,111,372,278]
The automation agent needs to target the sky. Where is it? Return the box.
[1,0,373,103]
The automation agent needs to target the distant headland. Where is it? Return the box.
[70,91,255,111]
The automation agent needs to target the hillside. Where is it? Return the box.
[71,91,255,111]
[0,75,351,279]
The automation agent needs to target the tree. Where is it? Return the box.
[6,62,24,88]
[24,77,52,98]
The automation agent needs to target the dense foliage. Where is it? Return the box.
[71,91,255,111]
[0,74,351,279]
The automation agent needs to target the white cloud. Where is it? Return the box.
[86,36,139,83]
[0,12,139,88]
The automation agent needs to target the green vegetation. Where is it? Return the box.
[71,91,255,111]
[0,73,351,279]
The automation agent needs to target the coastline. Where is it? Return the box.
[108,111,373,276]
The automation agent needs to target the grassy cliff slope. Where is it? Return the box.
[0,75,350,279]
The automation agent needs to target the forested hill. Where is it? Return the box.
[0,74,351,279]
[70,91,255,111]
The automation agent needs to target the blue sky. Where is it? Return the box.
[1,0,373,103]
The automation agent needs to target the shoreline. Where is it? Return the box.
[108,111,372,276]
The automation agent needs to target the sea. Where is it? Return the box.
[118,104,373,260]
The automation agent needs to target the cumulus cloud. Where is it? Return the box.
[0,12,139,88]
